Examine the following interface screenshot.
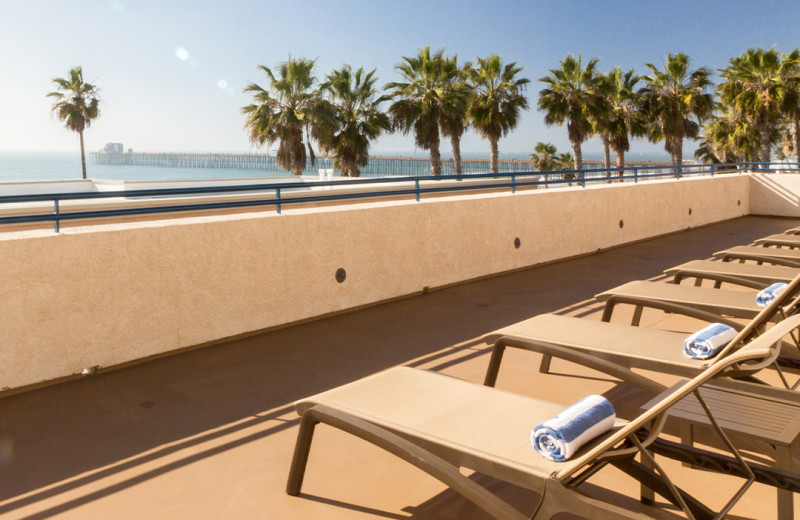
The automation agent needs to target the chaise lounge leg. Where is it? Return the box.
[484,343,507,386]
[631,305,643,326]
[776,446,794,520]
[539,353,552,374]
[286,413,320,496]
[600,301,616,322]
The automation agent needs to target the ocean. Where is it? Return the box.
[0,151,674,184]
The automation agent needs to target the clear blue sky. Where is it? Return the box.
[2,0,799,158]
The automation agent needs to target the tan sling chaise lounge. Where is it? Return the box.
[665,260,799,287]
[482,275,800,395]
[594,272,800,325]
[595,279,783,323]
[713,245,800,267]
[287,324,787,520]
[754,233,800,249]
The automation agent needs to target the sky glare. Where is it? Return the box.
[2,0,799,157]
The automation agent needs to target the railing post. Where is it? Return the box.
[710,164,715,177]
[276,188,281,214]
[511,174,516,194]
[415,179,420,201]
[580,170,586,188]
[54,199,60,233]
[634,168,639,183]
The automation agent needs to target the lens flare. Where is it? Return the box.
[217,80,228,89]
[174,47,189,61]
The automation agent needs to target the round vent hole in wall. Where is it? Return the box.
[514,237,521,249]
[335,268,346,283]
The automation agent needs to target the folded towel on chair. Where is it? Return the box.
[755,282,787,307]
[683,323,737,359]
[531,394,616,462]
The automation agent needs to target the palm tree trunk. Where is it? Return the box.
[759,122,772,165]
[291,127,306,176]
[671,137,683,175]
[489,136,499,174]
[429,133,442,176]
[570,139,582,171]
[614,147,625,182]
[602,136,611,171]
[79,130,87,179]
[450,135,463,177]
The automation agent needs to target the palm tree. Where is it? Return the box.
[604,68,644,175]
[694,140,720,164]
[592,72,614,171]
[386,47,449,176]
[557,151,575,173]
[316,65,391,177]
[439,56,473,177]
[529,141,559,184]
[47,66,101,179]
[778,49,800,162]
[538,54,606,171]
[640,53,714,168]
[700,108,759,163]
[529,141,559,171]
[242,57,321,176]
[718,47,792,163]
[469,55,530,173]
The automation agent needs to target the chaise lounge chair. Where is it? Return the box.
[482,275,800,395]
[287,323,788,519]
[594,273,800,325]
[754,233,800,249]
[665,259,799,287]
[713,245,800,267]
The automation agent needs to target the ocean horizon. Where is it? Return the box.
[0,150,675,184]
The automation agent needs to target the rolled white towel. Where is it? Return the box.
[531,395,616,462]
[683,323,737,360]
[755,282,787,307]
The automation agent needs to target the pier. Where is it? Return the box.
[90,152,670,176]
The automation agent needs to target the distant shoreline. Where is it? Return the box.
[0,149,676,161]
[0,151,680,183]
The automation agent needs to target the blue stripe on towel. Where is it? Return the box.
[755,282,787,307]
[683,322,737,360]
[531,395,616,462]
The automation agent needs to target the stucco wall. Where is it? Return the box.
[0,174,750,391]
[749,173,800,217]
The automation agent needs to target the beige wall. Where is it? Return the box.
[750,173,800,217]
[0,174,751,391]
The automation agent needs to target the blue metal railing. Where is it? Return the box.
[1,162,797,232]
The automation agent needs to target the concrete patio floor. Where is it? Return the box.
[2,215,800,519]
